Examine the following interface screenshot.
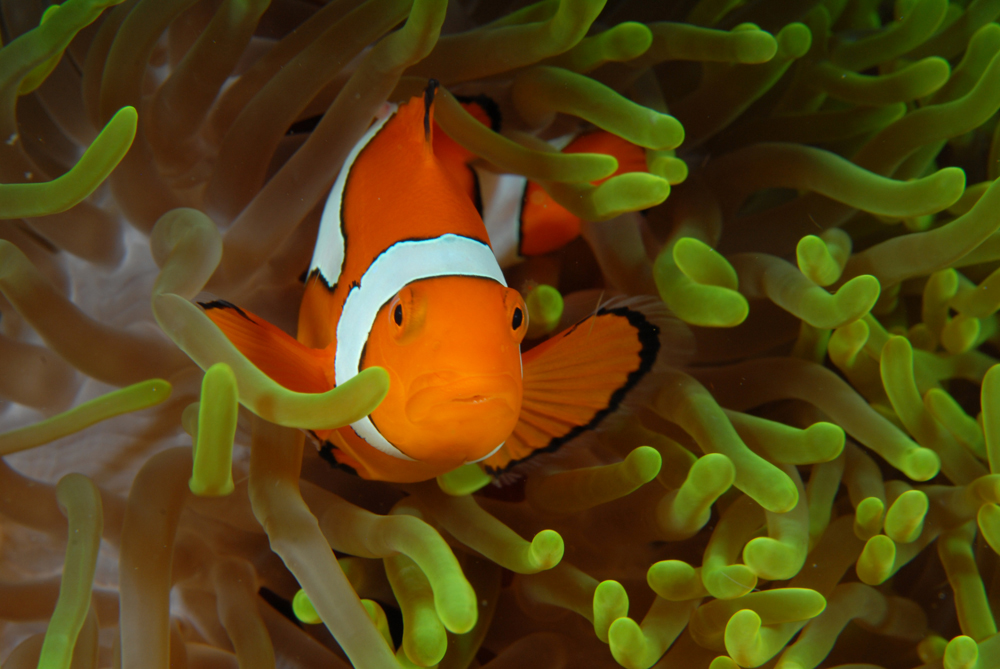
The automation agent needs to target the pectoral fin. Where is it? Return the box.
[482,298,670,474]
[200,300,331,394]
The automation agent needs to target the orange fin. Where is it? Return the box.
[433,94,501,211]
[482,298,673,475]
[314,432,364,476]
[200,300,331,394]
[564,131,649,184]
[517,131,650,256]
[520,181,582,255]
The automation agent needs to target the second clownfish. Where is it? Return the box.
[431,94,651,267]
[202,82,673,483]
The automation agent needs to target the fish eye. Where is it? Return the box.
[394,303,403,326]
[512,307,523,330]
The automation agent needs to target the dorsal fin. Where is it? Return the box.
[455,93,502,132]
[424,78,439,142]
[300,88,493,350]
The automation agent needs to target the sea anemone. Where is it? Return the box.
[3,0,1000,667]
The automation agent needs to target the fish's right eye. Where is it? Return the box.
[393,302,403,326]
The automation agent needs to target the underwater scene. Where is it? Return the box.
[5,0,1000,667]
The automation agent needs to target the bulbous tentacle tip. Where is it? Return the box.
[436,463,491,496]
[674,237,738,290]
[528,529,565,572]
[918,634,949,664]
[803,422,846,462]
[734,29,778,64]
[291,589,321,625]
[189,362,237,497]
[977,504,1000,555]
[796,274,880,330]
[624,445,662,485]
[704,565,757,601]
[857,534,896,586]
[608,616,654,669]
[647,559,704,601]
[709,656,740,669]
[797,234,843,287]
[648,154,688,185]
[940,314,981,354]
[594,579,629,644]
[902,448,941,482]
[767,481,800,515]
[360,599,394,650]
[854,497,885,541]
[691,452,736,490]
[884,490,928,544]
[724,609,763,667]
[436,595,478,636]
[526,284,564,339]
[943,635,979,669]
[776,23,812,59]
[742,537,803,582]
[655,239,749,328]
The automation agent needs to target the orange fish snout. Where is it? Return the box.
[403,371,522,461]
[363,276,527,467]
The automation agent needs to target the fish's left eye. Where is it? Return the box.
[394,303,403,326]
[512,307,523,330]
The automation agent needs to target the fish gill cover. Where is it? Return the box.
[2,0,1000,667]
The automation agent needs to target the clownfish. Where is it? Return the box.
[431,95,651,267]
[202,82,674,483]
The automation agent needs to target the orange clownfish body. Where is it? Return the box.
[203,84,666,482]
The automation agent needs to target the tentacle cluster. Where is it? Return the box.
[6,1,1000,668]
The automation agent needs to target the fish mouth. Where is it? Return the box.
[452,395,490,404]
[405,373,520,423]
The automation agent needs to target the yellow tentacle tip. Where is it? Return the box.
[977,504,1000,555]
[436,463,492,496]
[854,496,885,540]
[594,579,629,643]
[709,657,740,669]
[189,362,238,497]
[857,534,896,585]
[525,284,564,339]
[528,529,565,571]
[361,599,394,650]
[655,238,748,328]
[291,589,322,625]
[943,635,979,669]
